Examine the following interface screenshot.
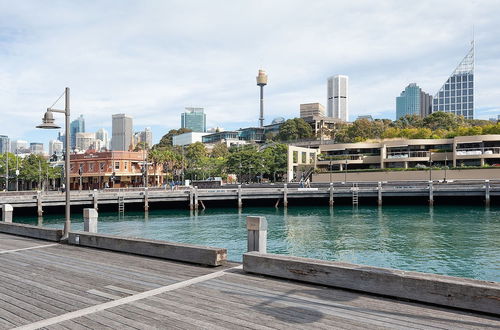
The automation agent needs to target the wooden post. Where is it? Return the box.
[37,191,43,217]
[144,187,149,211]
[2,204,13,223]
[485,180,490,207]
[247,216,267,253]
[329,183,334,206]
[378,182,382,206]
[194,186,199,210]
[429,181,434,206]
[237,185,242,209]
[93,189,98,210]
[189,188,194,210]
[83,208,98,233]
[283,184,288,207]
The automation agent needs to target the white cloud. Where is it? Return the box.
[0,0,499,147]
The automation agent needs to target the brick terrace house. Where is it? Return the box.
[69,151,164,190]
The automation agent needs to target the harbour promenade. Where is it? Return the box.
[0,179,499,215]
[0,232,499,329]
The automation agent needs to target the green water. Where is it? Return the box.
[15,205,500,282]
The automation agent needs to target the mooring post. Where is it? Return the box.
[237,184,242,208]
[283,184,288,207]
[247,216,267,253]
[189,188,194,210]
[194,186,199,210]
[144,187,149,211]
[83,208,98,233]
[378,182,383,206]
[429,181,434,206]
[329,183,334,206]
[36,191,43,217]
[2,204,13,223]
[485,179,490,207]
[93,189,99,210]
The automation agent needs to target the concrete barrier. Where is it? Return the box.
[68,232,227,266]
[243,252,500,315]
[0,222,63,242]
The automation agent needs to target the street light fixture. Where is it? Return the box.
[37,87,71,240]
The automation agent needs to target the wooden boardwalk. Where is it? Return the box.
[0,233,498,329]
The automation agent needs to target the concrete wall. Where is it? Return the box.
[243,252,500,315]
[314,168,500,182]
[68,232,227,266]
[0,222,62,242]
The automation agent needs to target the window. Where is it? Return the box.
[79,164,84,174]
[445,84,450,90]
[456,90,461,96]
[456,76,461,82]
[293,151,298,163]
[469,96,473,102]
[451,97,455,103]
[439,91,444,98]
[70,164,74,171]
[89,163,94,171]
[468,89,473,96]
[462,82,468,89]
[457,103,462,110]
[124,161,128,170]
[445,98,449,104]
[469,82,473,88]
[100,162,105,171]
[462,96,467,102]
[445,105,450,110]
[114,161,120,170]
[445,91,450,97]
[450,91,455,97]
[468,74,473,81]
[301,152,306,164]
[451,104,455,110]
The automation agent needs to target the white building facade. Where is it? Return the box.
[327,75,349,122]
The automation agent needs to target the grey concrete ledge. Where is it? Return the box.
[243,252,500,315]
[0,222,62,242]
[68,232,227,266]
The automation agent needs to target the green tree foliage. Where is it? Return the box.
[277,118,313,141]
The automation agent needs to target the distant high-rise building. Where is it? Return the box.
[134,127,153,148]
[49,140,63,155]
[432,44,474,119]
[30,142,44,155]
[327,75,349,121]
[300,103,326,118]
[75,132,98,151]
[181,108,206,132]
[356,115,374,121]
[95,128,110,150]
[70,115,85,149]
[112,114,133,151]
[396,83,433,119]
[10,140,28,153]
[0,135,9,153]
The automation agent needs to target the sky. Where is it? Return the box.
[1,0,500,149]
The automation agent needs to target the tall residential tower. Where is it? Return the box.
[327,75,349,121]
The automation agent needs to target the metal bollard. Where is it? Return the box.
[2,204,13,223]
[83,208,98,233]
[247,216,267,253]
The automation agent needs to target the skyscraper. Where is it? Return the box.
[396,83,433,119]
[134,127,153,148]
[0,135,9,153]
[181,108,206,132]
[327,75,349,121]
[70,115,85,150]
[30,143,44,155]
[10,140,28,153]
[95,128,110,150]
[432,44,474,119]
[112,114,133,151]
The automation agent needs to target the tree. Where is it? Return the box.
[392,115,423,129]
[262,143,288,182]
[210,143,229,159]
[422,112,466,131]
[277,118,313,141]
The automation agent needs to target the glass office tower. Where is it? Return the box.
[396,83,432,119]
[432,45,474,119]
[181,107,206,132]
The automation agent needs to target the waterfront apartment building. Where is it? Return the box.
[112,114,134,151]
[69,151,164,190]
[0,135,9,153]
[49,140,63,156]
[396,83,432,119]
[313,135,500,171]
[432,45,474,119]
[327,75,348,121]
[70,115,85,149]
[300,103,326,119]
[181,107,206,132]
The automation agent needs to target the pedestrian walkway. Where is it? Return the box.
[0,233,498,329]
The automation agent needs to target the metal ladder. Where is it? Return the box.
[352,183,359,206]
[118,195,125,214]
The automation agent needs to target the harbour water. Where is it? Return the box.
[16,205,500,282]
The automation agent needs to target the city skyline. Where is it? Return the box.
[1,1,499,148]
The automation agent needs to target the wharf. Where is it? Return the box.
[0,233,499,329]
[1,180,499,214]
